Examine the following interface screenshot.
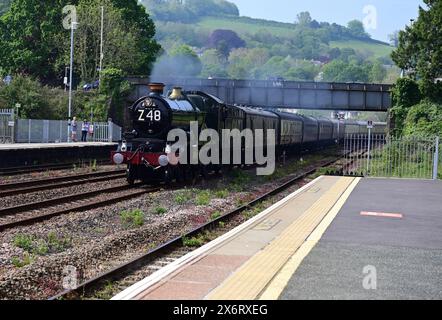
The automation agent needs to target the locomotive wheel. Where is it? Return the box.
[200,165,209,180]
[164,169,173,186]
[127,165,136,185]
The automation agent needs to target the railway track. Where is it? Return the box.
[0,170,126,197]
[0,183,159,231]
[50,156,341,300]
[0,160,112,176]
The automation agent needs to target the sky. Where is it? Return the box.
[228,0,425,42]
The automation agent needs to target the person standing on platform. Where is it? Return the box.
[81,120,89,142]
[71,117,78,142]
[88,122,95,142]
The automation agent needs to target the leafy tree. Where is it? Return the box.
[390,78,422,137]
[0,75,55,118]
[142,0,239,23]
[404,100,442,137]
[296,11,312,26]
[322,60,370,82]
[370,61,387,83]
[73,0,159,83]
[208,29,246,57]
[388,31,400,47]
[0,0,11,15]
[200,49,228,78]
[0,0,72,84]
[0,0,159,85]
[347,20,369,38]
[392,0,442,100]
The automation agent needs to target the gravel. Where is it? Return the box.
[0,151,339,300]
[0,178,127,210]
[0,165,120,185]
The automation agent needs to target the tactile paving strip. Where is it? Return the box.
[207,177,355,300]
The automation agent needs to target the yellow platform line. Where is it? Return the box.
[207,177,355,300]
[259,177,361,300]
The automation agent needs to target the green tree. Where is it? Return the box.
[404,100,442,137]
[322,60,370,82]
[347,20,369,38]
[370,61,387,83]
[0,75,54,118]
[296,11,312,26]
[0,0,71,84]
[392,0,442,99]
[74,0,159,83]
[0,0,159,85]
[0,0,11,15]
[390,78,422,137]
[200,49,228,78]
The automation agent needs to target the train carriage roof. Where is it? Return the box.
[302,116,319,126]
[236,106,279,119]
[271,111,305,122]
[316,117,333,125]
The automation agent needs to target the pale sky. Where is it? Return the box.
[228,0,425,42]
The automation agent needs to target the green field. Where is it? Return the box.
[329,40,393,58]
[197,17,297,38]
[198,17,393,59]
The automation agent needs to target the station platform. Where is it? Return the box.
[0,142,117,168]
[113,176,442,301]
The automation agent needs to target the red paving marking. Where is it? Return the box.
[138,255,250,300]
[360,211,403,219]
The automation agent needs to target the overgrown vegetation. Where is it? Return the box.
[11,232,72,267]
[154,206,167,215]
[120,209,145,228]
[390,0,442,140]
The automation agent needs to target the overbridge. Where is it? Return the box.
[126,77,392,112]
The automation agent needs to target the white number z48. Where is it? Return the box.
[138,109,161,122]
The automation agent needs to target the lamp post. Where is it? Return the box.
[68,21,78,142]
[99,6,104,85]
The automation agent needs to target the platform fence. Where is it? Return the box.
[344,134,440,180]
[0,118,122,144]
[0,109,15,143]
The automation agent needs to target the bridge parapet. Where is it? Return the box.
[126,77,392,112]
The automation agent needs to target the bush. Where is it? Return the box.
[120,209,145,228]
[404,101,442,137]
[196,190,211,206]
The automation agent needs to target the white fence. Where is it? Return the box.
[0,113,122,144]
[344,134,440,180]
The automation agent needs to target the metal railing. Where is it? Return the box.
[0,109,15,143]
[0,117,121,144]
[344,134,440,180]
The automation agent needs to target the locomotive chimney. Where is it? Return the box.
[148,83,165,96]
[169,87,184,100]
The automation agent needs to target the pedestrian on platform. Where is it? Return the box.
[71,117,78,142]
[81,120,89,142]
[88,122,95,142]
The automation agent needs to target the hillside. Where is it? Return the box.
[144,0,398,83]
[196,17,393,59]
[0,0,398,83]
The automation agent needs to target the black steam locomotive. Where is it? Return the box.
[112,83,386,184]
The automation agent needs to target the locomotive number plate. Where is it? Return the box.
[138,109,161,122]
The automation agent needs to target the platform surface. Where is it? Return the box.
[113,177,442,301]
[280,178,442,300]
[0,142,117,150]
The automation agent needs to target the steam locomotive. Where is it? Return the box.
[112,83,386,184]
